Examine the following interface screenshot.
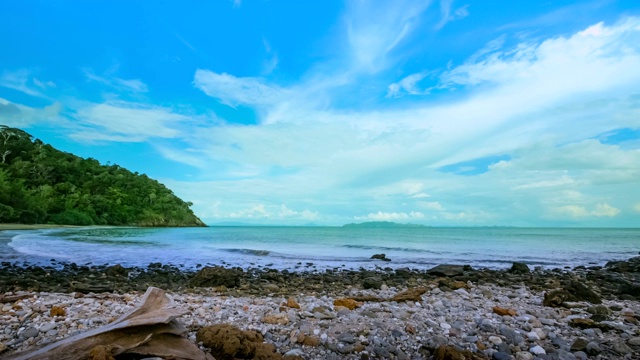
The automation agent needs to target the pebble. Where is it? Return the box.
[529,345,546,355]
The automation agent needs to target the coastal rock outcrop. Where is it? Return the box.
[427,264,467,277]
[188,266,242,288]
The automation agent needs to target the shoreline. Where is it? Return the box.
[0,257,638,359]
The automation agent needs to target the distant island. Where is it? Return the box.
[342,221,427,228]
[0,125,205,227]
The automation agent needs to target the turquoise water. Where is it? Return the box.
[3,227,639,271]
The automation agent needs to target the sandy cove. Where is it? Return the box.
[1,259,639,359]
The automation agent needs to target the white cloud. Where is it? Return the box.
[387,72,429,97]
[344,0,433,73]
[84,69,148,93]
[203,203,318,222]
[355,211,425,221]
[193,70,286,108]
[552,203,620,218]
[436,0,469,30]
[71,101,186,142]
[0,98,62,127]
[0,69,53,97]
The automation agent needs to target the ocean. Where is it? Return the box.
[1,226,639,271]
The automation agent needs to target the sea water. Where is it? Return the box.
[2,226,639,271]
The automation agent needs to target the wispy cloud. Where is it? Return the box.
[436,0,469,30]
[0,69,54,97]
[71,101,186,142]
[193,70,286,108]
[84,69,148,93]
[0,98,62,127]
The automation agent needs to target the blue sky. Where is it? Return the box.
[1,0,640,226]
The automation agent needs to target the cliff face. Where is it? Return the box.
[0,125,206,227]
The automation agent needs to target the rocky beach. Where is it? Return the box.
[0,256,639,359]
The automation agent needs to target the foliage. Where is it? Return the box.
[0,125,205,227]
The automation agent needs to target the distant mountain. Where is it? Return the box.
[0,125,205,227]
[342,221,427,228]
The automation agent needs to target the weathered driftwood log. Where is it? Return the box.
[4,287,213,360]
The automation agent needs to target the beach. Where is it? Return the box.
[1,256,639,359]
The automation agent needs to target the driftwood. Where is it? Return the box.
[4,287,214,360]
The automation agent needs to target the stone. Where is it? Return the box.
[286,297,300,309]
[362,277,383,290]
[515,351,533,360]
[391,287,427,302]
[611,339,633,355]
[301,336,320,347]
[188,266,242,288]
[509,262,530,274]
[493,306,517,316]
[499,325,524,345]
[570,338,588,352]
[493,352,511,360]
[370,253,391,261]
[433,345,486,360]
[586,305,610,321]
[104,264,127,277]
[21,327,39,338]
[50,305,66,317]
[529,345,545,355]
[333,298,362,310]
[628,337,640,346]
[427,264,466,277]
[196,324,281,360]
[338,333,356,344]
[262,313,289,325]
[585,341,602,355]
[543,281,602,307]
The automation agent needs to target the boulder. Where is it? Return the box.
[104,264,127,278]
[362,276,383,290]
[508,262,530,274]
[543,280,602,307]
[370,253,391,261]
[333,298,362,310]
[188,266,242,288]
[427,264,466,277]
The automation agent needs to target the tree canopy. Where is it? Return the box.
[0,125,205,227]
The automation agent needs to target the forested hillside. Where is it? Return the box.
[0,125,205,227]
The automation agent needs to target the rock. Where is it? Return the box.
[371,253,391,261]
[509,262,530,274]
[515,351,533,360]
[362,277,383,290]
[391,287,427,302]
[586,304,611,321]
[196,324,281,360]
[104,264,127,277]
[333,298,362,310]
[499,325,524,345]
[283,349,304,357]
[628,337,640,346]
[585,341,602,355]
[427,264,466,277]
[543,281,602,307]
[188,266,242,288]
[263,284,279,292]
[570,338,588,351]
[493,352,511,360]
[338,333,356,344]
[21,327,39,338]
[286,297,300,309]
[50,305,66,317]
[492,306,517,316]
[301,336,320,347]
[529,345,545,355]
[433,345,486,360]
[611,339,633,355]
[568,318,614,331]
[262,313,289,325]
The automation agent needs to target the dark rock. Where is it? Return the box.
[427,264,466,277]
[586,305,611,321]
[508,262,530,274]
[492,351,511,360]
[543,281,601,307]
[570,338,589,352]
[21,327,39,339]
[104,264,128,277]
[433,345,486,360]
[585,341,602,355]
[362,277,383,290]
[370,254,391,261]
[189,266,242,288]
[499,325,524,345]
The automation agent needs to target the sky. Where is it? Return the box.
[1,0,640,227]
